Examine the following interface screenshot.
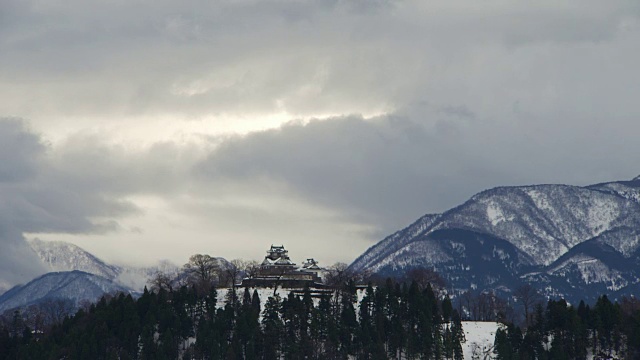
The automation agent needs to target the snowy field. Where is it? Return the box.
[461,321,500,360]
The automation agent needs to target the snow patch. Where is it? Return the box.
[525,189,553,212]
[548,255,627,290]
[486,202,513,226]
[586,198,618,237]
[462,321,500,360]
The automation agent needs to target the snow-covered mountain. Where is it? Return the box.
[0,271,131,312]
[350,176,640,302]
[0,240,182,312]
[27,239,180,292]
[28,239,120,280]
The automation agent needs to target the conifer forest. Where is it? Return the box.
[2,278,640,359]
[1,280,466,360]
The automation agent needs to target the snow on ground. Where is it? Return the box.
[462,321,501,360]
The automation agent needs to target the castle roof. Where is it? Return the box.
[262,244,295,266]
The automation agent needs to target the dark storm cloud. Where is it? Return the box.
[0,119,44,182]
[47,133,202,197]
[0,119,144,287]
[0,120,48,287]
[198,109,640,236]
[197,115,502,233]
[3,0,638,125]
[0,119,142,235]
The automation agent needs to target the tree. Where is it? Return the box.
[325,262,362,288]
[262,295,283,359]
[442,296,453,323]
[222,259,253,306]
[325,262,362,317]
[451,310,465,360]
[183,254,222,292]
[406,267,446,292]
[514,284,541,327]
[40,298,75,325]
[243,260,261,280]
[494,327,513,360]
[149,271,174,293]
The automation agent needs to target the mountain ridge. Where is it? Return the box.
[350,176,640,302]
[0,270,132,313]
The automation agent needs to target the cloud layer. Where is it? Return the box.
[3,0,639,138]
[1,1,640,286]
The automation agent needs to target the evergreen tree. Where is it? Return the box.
[494,327,511,360]
[451,310,465,360]
[339,288,358,357]
[262,294,283,359]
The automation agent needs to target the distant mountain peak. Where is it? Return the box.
[27,238,180,292]
[634,174,640,181]
[28,238,120,280]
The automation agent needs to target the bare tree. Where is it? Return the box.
[243,260,261,279]
[514,284,542,327]
[40,298,75,325]
[23,305,45,336]
[325,262,362,314]
[470,342,495,360]
[183,254,222,292]
[493,295,515,324]
[228,259,247,285]
[325,262,354,288]
[221,259,249,306]
[406,267,446,292]
[620,296,640,316]
[149,271,174,293]
[459,291,476,320]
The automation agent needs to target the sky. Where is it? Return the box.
[2,0,640,287]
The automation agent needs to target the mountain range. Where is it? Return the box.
[350,175,640,302]
[4,175,640,310]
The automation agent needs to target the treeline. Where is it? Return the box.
[0,279,464,360]
[494,295,640,359]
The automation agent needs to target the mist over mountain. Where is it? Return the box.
[0,240,182,312]
[350,176,640,302]
[27,239,180,292]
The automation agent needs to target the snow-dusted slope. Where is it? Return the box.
[350,213,442,273]
[351,177,640,301]
[28,239,120,280]
[0,271,131,312]
[435,184,640,266]
[0,283,9,297]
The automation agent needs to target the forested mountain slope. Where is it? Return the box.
[351,176,640,301]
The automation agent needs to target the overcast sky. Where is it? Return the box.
[2,0,640,286]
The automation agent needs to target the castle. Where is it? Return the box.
[240,245,326,288]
